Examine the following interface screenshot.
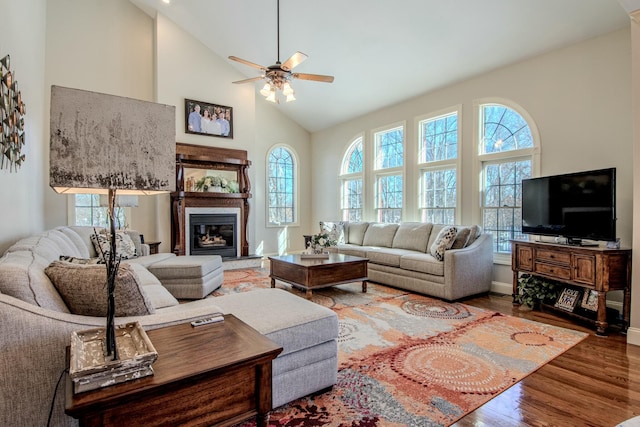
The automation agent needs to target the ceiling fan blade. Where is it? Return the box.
[232,76,265,84]
[228,56,267,71]
[293,73,335,83]
[280,51,308,71]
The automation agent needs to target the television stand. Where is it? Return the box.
[511,240,631,335]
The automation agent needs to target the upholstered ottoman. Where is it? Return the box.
[147,255,224,299]
[212,288,339,408]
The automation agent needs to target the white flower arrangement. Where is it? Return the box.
[310,233,337,248]
[194,175,240,193]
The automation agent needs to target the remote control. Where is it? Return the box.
[191,315,224,327]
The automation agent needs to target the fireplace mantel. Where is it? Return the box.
[170,143,252,256]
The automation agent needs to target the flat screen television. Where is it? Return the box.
[521,168,616,244]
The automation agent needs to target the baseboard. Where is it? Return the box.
[491,281,512,296]
[626,327,640,346]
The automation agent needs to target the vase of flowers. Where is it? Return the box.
[308,233,337,254]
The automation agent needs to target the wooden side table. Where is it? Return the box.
[146,241,161,254]
[65,315,282,427]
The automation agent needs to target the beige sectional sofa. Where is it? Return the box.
[0,226,338,426]
[326,222,493,301]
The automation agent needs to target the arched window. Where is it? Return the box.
[267,145,297,226]
[340,137,364,221]
[477,100,539,255]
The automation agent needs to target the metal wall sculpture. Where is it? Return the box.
[0,54,26,171]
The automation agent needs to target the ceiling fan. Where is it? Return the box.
[229,0,334,103]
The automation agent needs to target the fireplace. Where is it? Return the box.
[186,208,240,257]
[171,144,251,257]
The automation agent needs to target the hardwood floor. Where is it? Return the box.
[455,293,640,426]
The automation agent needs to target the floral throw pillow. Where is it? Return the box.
[429,226,458,261]
[319,221,347,244]
[59,255,104,265]
[90,231,138,260]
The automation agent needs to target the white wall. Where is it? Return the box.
[44,0,156,240]
[311,28,633,289]
[0,0,47,254]
[154,13,312,256]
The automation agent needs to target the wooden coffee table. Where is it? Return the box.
[268,253,368,299]
[65,315,282,427]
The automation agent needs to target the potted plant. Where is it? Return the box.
[517,274,561,308]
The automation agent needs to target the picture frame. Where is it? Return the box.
[580,289,599,311]
[184,98,233,139]
[554,287,581,312]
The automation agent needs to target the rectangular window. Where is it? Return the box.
[74,194,126,228]
[420,168,456,225]
[375,174,403,223]
[374,126,403,170]
[341,178,363,222]
[419,112,458,163]
[482,159,531,253]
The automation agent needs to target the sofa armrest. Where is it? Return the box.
[139,243,150,257]
[0,293,224,427]
[443,233,494,300]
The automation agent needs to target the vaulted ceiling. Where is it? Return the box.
[130,0,630,133]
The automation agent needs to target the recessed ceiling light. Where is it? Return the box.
[162,0,170,4]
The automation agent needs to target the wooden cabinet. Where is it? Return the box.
[511,240,632,335]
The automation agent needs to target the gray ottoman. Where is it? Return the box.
[213,288,339,408]
[148,255,223,299]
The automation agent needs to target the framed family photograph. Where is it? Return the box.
[185,98,233,139]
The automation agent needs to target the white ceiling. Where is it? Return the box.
[130,0,630,133]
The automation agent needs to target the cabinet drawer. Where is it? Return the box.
[535,249,570,266]
[535,262,571,280]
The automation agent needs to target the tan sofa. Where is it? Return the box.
[327,222,493,301]
[0,226,338,426]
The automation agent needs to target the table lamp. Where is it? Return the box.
[49,86,175,360]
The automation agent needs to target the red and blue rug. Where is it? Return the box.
[218,269,587,426]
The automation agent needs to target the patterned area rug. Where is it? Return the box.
[217,269,587,427]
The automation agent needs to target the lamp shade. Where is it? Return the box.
[49,86,176,195]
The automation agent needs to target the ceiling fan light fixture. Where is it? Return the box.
[265,88,278,103]
[285,93,296,103]
[260,83,272,96]
[282,82,294,96]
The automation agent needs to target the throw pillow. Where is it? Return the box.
[59,255,103,264]
[45,261,155,316]
[466,225,483,246]
[450,227,472,250]
[319,221,347,244]
[429,226,458,261]
[90,231,138,260]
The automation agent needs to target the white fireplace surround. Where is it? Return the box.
[185,207,241,257]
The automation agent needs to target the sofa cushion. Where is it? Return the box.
[451,226,472,250]
[399,253,445,276]
[212,288,338,357]
[392,222,432,252]
[0,251,70,312]
[429,226,457,261]
[367,248,417,267]
[362,223,399,247]
[147,255,222,280]
[46,229,84,259]
[332,244,368,258]
[56,226,91,258]
[44,261,155,316]
[90,231,138,260]
[319,221,347,244]
[126,262,179,309]
[347,222,369,245]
